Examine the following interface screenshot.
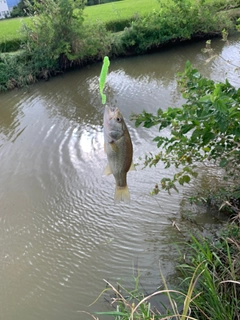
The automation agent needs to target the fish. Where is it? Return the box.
[103,105,135,204]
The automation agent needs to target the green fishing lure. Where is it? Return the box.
[99,56,110,104]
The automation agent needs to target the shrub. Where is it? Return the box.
[132,61,240,192]
[120,0,235,53]
[105,17,132,32]
[21,0,111,77]
[0,52,35,91]
[0,38,22,52]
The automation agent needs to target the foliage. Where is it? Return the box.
[21,0,84,74]
[0,0,239,89]
[132,61,240,192]
[1,0,239,54]
[105,17,132,32]
[0,52,35,91]
[21,0,111,77]
[10,0,35,18]
[92,270,203,320]
[189,184,240,221]
[86,0,121,6]
[120,0,235,53]
[179,225,240,319]
[92,224,239,320]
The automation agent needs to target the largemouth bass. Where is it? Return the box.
[103,106,135,204]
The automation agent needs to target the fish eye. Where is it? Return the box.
[116,117,122,122]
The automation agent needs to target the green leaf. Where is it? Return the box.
[179,175,191,185]
[95,311,127,316]
[202,131,215,145]
[198,95,211,103]
[219,158,228,168]
[233,127,240,137]
[213,99,228,113]
[181,123,195,134]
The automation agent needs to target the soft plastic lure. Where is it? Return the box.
[99,56,110,104]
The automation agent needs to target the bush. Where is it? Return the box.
[0,52,35,91]
[0,38,22,52]
[86,0,121,5]
[120,0,235,53]
[105,17,132,32]
[132,61,240,192]
[21,0,112,77]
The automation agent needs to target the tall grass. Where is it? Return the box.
[179,225,240,320]
[91,224,239,320]
[91,265,206,319]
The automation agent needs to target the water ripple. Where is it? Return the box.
[0,36,239,320]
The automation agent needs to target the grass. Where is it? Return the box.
[0,17,31,42]
[84,0,159,23]
[90,224,239,320]
[0,0,159,43]
[178,225,240,320]
[91,269,203,320]
[0,0,239,50]
[0,17,31,51]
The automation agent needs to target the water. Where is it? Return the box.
[0,36,239,320]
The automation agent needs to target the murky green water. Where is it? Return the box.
[0,36,239,320]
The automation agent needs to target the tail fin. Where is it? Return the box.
[114,185,130,204]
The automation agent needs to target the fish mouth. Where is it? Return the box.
[104,105,119,122]
[105,105,117,115]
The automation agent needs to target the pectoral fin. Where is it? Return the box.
[103,163,112,176]
[129,162,136,171]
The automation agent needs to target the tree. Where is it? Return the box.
[132,61,240,193]
[21,0,110,79]
[21,0,85,76]
[11,0,35,17]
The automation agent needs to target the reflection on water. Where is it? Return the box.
[0,36,239,320]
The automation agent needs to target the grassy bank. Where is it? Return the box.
[0,0,240,91]
[84,0,159,24]
[1,0,240,52]
[0,17,31,52]
[0,0,159,50]
[93,223,239,319]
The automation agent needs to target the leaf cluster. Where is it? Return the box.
[133,61,240,192]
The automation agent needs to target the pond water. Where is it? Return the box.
[0,35,239,320]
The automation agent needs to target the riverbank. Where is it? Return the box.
[0,0,240,92]
[95,221,239,319]
[0,16,239,319]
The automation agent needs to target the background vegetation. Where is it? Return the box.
[1,0,240,52]
[1,0,239,317]
[0,0,239,91]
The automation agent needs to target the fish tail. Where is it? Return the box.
[114,185,130,204]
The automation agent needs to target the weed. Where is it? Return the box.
[179,225,240,319]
